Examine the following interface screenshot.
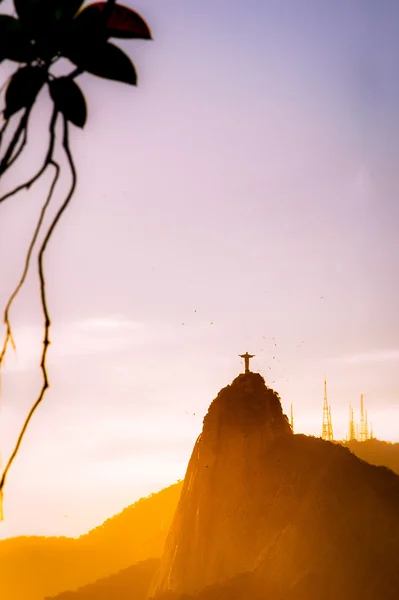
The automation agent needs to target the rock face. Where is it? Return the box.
[150,373,399,600]
[150,373,291,596]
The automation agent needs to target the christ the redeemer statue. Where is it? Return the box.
[239,352,255,374]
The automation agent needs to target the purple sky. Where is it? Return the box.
[0,0,399,538]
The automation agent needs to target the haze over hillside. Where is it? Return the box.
[0,483,181,600]
[3,377,399,600]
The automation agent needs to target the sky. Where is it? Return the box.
[0,0,399,538]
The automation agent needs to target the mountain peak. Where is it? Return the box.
[150,375,292,596]
[151,375,399,599]
[202,372,292,447]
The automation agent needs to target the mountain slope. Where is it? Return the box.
[151,373,399,600]
[2,380,399,600]
[0,482,182,600]
[45,558,159,600]
[344,438,399,473]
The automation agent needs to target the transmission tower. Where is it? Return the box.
[359,393,367,441]
[289,404,294,433]
[322,378,333,441]
[348,405,356,441]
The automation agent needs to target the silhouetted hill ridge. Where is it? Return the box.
[4,371,399,600]
[344,438,399,474]
[0,482,182,600]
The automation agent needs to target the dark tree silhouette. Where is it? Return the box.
[0,0,151,518]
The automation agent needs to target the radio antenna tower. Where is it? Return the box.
[348,405,356,441]
[322,378,333,441]
[359,393,367,441]
[289,404,294,433]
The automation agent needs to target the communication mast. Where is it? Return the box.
[322,378,333,441]
[289,404,294,433]
[359,394,367,441]
[348,406,356,441]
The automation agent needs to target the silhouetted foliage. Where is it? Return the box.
[0,0,151,516]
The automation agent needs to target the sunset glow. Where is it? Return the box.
[1,0,399,544]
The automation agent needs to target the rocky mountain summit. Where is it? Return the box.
[151,373,399,600]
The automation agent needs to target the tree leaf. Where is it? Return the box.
[49,77,87,128]
[0,15,34,63]
[14,0,51,30]
[74,2,152,39]
[14,0,83,35]
[4,66,46,119]
[54,0,85,21]
[66,42,137,85]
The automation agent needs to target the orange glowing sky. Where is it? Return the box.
[0,0,399,539]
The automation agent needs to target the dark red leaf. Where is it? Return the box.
[75,2,152,39]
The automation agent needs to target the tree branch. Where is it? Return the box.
[0,107,31,178]
[0,108,58,204]
[5,118,29,170]
[0,158,60,519]
[0,118,10,148]
[0,110,58,373]
[0,116,77,519]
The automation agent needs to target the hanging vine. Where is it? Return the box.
[0,0,151,518]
